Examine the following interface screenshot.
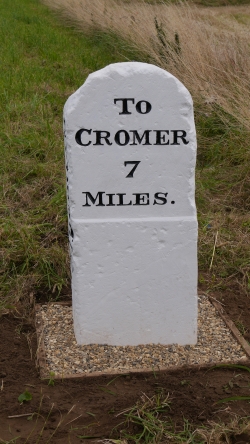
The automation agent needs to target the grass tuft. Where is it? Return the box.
[111,395,250,443]
[0,0,142,312]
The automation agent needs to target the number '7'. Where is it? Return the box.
[124,161,141,178]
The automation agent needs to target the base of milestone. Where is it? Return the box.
[70,217,197,346]
[35,294,249,379]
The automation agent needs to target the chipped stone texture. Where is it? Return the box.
[64,62,198,345]
[36,295,247,377]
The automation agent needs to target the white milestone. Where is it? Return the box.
[64,62,198,346]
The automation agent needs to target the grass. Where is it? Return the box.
[1,2,250,443]
[0,0,142,311]
[42,0,250,298]
[109,392,250,443]
[0,0,250,311]
[117,393,173,443]
[43,0,250,131]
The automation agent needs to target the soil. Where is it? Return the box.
[1,290,250,443]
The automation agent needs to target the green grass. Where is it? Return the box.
[195,104,250,294]
[112,392,250,443]
[1,0,250,312]
[0,0,142,310]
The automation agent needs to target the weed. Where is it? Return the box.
[106,374,129,386]
[208,365,250,405]
[235,320,248,336]
[48,371,55,386]
[99,386,117,396]
[18,390,32,403]
[116,392,172,443]
[86,412,96,417]
[180,379,191,386]
[210,364,250,373]
[152,367,157,380]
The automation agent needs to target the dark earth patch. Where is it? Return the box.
[1,290,250,443]
[212,289,250,343]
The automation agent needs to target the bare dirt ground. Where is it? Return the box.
[1,291,250,443]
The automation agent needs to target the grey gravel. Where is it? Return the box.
[36,295,247,377]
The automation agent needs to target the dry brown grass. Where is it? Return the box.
[110,393,250,444]
[195,414,250,443]
[43,0,250,131]
[41,0,250,296]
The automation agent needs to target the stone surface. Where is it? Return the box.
[64,62,198,346]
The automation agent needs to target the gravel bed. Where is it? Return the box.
[36,295,247,377]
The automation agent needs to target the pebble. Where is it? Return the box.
[36,295,247,377]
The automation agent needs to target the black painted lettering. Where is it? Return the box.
[82,191,105,206]
[116,193,132,206]
[135,100,152,114]
[133,193,150,205]
[106,193,116,206]
[129,130,152,146]
[93,131,112,146]
[115,130,130,146]
[153,192,168,205]
[154,130,169,145]
[171,130,189,145]
[75,128,92,146]
[124,161,140,178]
[114,98,135,115]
